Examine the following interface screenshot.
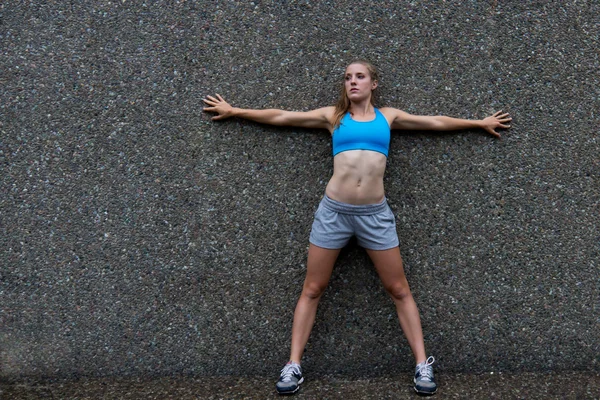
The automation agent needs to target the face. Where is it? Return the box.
[344,63,377,101]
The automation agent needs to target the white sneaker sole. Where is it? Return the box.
[413,385,437,395]
[276,377,304,395]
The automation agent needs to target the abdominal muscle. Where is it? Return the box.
[325,150,387,205]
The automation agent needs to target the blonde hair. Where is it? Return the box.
[332,60,380,129]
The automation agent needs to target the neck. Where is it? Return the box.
[349,99,373,117]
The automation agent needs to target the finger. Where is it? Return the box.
[206,95,219,102]
[498,124,511,129]
[203,106,215,112]
[486,127,501,138]
[202,98,216,105]
[497,113,510,118]
[216,93,225,102]
[498,118,512,123]
[493,110,503,117]
[212,114,226,121]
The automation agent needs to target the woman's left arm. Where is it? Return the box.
[384,108,512,138]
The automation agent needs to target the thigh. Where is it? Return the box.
[365,246,409,288]
[304,244,341,288]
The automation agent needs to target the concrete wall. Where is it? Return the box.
[1,0,598,380]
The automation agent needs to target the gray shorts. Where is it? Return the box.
[309,195,400,250]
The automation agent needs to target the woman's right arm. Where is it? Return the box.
[203,94,333,131]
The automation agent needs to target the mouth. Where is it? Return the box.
[350,88,359,92]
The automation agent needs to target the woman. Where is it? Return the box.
[203,60,511,396]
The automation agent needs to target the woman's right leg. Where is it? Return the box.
[289,243,341,363]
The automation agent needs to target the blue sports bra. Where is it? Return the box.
[332,108,391,157]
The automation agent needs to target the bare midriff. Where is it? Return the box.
[325,150,387,205]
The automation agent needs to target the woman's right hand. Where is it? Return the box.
[203,94,234,120]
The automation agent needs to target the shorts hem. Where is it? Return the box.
[359,241,400,251]
[309,239,345,250]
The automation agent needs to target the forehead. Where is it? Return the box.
[345,63,370,75]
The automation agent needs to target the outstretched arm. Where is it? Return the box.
[203,94,333,131]
[384,108,512,138]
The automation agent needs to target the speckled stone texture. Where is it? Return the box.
[2,372,600,399]
[1,0,598,381]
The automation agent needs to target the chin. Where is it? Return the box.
[348,93,366,101]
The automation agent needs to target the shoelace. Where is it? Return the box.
[416,356,435,381]
[280,363,301,382]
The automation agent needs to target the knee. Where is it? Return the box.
[385,281,412,302]
[302,280,327,300]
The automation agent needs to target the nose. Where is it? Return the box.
[350,75,357,85]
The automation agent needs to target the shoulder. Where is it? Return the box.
[304,106,336,121]
[280,106,337,131]
[378,107,408,117]
[320,106,336,118]
[378,107,409,127]
[319,106,338,131]
[297,106,336,119]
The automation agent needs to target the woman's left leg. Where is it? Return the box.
[366,246,427,364]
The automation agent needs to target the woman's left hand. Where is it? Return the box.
[481,111,512,138]
[203,94,235,120]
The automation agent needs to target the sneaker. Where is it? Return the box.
[414,356,437,395]
[276,361,304,395]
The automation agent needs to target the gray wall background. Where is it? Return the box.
[1,0,598,380]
